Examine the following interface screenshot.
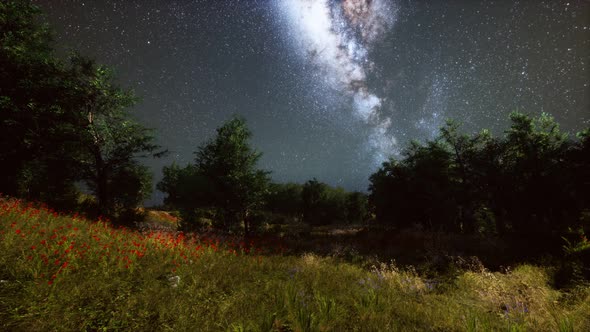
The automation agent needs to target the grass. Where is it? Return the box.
[1,197,589,331]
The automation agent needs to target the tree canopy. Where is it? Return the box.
[369,112,590,247]
[159,117,269,234]
[0,0,163,220]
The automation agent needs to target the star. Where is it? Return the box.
[32,0,590,204]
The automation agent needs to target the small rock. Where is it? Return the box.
[168,275,180,288]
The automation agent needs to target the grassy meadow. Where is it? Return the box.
[1,197,589,331]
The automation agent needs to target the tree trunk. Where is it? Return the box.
[243,210,250,237]
[95,151,108,216]
[88,110,109,217]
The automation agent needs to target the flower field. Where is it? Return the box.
[1,197,589,331]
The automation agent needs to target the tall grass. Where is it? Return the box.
[1,197,589,331]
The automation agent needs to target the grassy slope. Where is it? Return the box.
[1,198,589,331]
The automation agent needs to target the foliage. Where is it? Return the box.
[369,139,459,231]
[302,178,331,226]
[345,191,369,224]
[159,117,269,234]
[0,0,72,204]
[0,0,163,220]
[300,179,366,226]
[369,112,589,248]
[265,182,304,218]
[67,56,164,219]
[1,197,589,331]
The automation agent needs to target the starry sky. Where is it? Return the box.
[33,0,589,204]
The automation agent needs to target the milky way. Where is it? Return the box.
[34,0,589,202]
[278,0,400,164]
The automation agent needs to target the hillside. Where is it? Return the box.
[1,197,589,331]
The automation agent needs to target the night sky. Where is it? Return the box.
[33,0,589,204]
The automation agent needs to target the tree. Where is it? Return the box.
[0,0,73,203]
[439,120,500,232]
[158,163,201,209]
[0,1,164,218]
[196,117,269,234]
[369,111,589,243]
[369,139,460,231]
[68,56,164,217]
[159,117,269,235]
[301,178,329,225]
[265,182,304,218]
[157,163,214,230]
[345,191,368,224]
[500,112,571,233]
[568,129,590,215]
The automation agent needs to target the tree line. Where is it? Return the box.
[369,115,590,244]
[157,117,369,234]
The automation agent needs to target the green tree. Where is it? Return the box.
[369,111,588,242]
[569,129,590,215]
[157,163,213,230]
[323,186,348,224]
[345,191,368,224]
[301,178,329,225]
[265,182,304,218]
[405,140,458,231]
[196,117,269,234]
[0,1,163,219]
[0,0,74,204]
[439,120,498,233]
[501,112,571,233]
[68,56,164,218]
[159,117,269,235]
[158,163,201,209]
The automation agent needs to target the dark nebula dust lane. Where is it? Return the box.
[33,0,589,202]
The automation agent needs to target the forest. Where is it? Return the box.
[1,1,589,331]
